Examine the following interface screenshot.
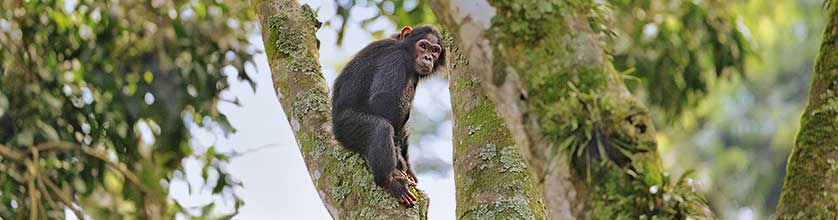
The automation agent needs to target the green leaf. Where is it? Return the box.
[143,71,154,84]
[200,202,216,218]
[213,171,228,194]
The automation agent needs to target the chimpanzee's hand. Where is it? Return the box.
[387,170,417,207]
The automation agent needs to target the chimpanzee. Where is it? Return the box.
[331,25,445,207]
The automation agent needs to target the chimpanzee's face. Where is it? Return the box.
[414,34,442,75]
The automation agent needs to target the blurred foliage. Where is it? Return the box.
[331,0,436,45]
[656,0,826,219]
[0,0,255,219]
[609,0,751,119]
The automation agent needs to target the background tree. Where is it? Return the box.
[775,0,838,218]
[445,34,546,219]
[0,0,254,218]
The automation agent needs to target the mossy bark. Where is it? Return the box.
[252,1,428,219]
[445,34,546,220]
[775,1,838,219]
[429,0,714,219]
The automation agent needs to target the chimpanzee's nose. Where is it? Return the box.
[423,55,432,61]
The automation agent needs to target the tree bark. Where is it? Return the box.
[429,0,714,219]
[252,0,428,219]
[775,1,838,219]
[445,35,546,219]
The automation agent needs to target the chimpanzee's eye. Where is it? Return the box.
[420,43,427,49]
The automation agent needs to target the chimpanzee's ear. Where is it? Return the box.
[399,26,413,39]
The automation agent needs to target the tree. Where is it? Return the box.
[0,0,252,219]
[775,1,838,218]
[446,35,546,219]
[251,0,429,219]
[429,0,714,218]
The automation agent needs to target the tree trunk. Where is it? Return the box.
[252,0,428,219]
[445,35,546,219]
[775,1,838,219]
[429,0,714,219]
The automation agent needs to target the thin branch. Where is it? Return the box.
[34,142,76,152]
[78,146,150,194]
[0,143,24,162]
[3,141,157,218]
[34,174,60,215]
[28,141,150,194]
[41,174,84,219]
[230,143,282,158]
[25,158,39,220]
[28,176,38,220]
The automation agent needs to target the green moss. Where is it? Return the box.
[442,32,469,69]
[302,125,429,219]
[263,3,321,77]
[810,78,838,115]
[448,34,546,219]
[459,99,506,144]
[454,97,545,219]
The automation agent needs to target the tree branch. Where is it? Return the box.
[78,146,149,194]
[444,31,546,219]
[25,151,39,220]
[0,143,24,162]
[40,174,84,219]
[2,141,151,194]
[35,175,60,213]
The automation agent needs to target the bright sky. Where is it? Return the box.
[170,1,455,220]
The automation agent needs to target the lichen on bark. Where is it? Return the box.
[253,0,428,219]
[775,1,838,218]
[446,32,546,220]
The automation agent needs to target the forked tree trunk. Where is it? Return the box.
[775,1,838,219]
[252,0,428,219]
[429,0,714,219]
[445,35,546,219]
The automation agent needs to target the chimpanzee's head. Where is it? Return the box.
[395,25,446,76]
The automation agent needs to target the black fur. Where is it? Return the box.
[331,25,445,205]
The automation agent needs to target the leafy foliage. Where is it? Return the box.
[331,0,436,44]
[0,0,255,219]
[609,0,750,118]
[655,1,827,218]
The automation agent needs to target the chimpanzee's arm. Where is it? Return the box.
[368,64,407,124]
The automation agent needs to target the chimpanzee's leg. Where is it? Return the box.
[395,129,416,183]
[336,110,416,206]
